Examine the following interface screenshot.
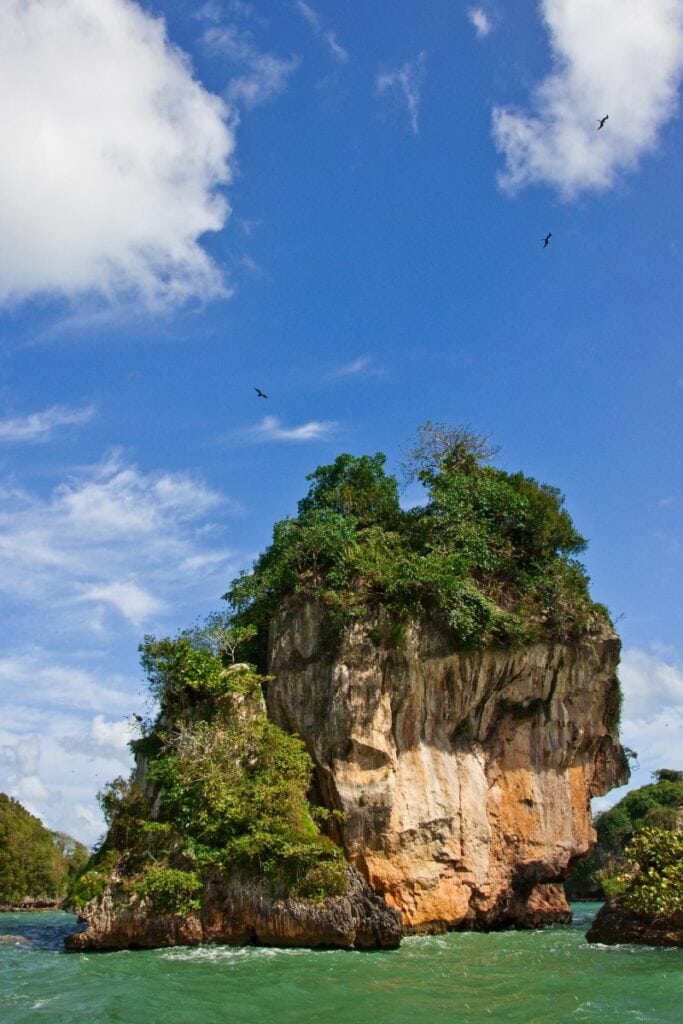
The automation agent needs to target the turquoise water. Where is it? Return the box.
[1,905,681,1024]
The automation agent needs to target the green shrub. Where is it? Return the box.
[69,869,109,911]
[133,866,202,916]
[621,828,683,916]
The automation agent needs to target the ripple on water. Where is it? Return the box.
[1,907,682,1024]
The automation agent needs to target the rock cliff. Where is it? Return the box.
[65,865,401,951]
[267,601,628,932]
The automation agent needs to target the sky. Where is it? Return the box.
[1,0,682,846]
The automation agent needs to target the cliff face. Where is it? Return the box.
[267,602,628,932]
[65,866,401,951]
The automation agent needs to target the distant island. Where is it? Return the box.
[0,793,87,910]
[66,427,627,950]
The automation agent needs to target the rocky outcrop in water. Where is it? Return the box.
[586,898,683,947]
[267,602,628,932]
[65,865,401,951]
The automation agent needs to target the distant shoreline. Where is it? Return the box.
[0,898,65,913]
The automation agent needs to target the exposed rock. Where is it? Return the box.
[586,898,683,946]
[267,602,628,932]
[65,866,401,951]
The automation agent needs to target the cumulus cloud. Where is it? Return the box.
[468,7,493,38]
[493,0,683,197]
[0,452,236,632]
[377,52,427,135]
[0,0,235,308]
[593,646,683,812]
[0,649,145,843]
[204,24,299,108]
[241,415,338,442]
[296,2,349,63]
[0,404,94,443]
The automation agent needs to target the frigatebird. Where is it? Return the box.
[597,114,609,130]
[542,232,552,248]
[254,387,268,399]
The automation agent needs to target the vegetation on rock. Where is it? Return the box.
[0,794,88,906]
[225,424,610,666]
[69,625,347,915]
[567,769,683,900]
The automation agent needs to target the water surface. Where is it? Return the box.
[1,905,680,1024]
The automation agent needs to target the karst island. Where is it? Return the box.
[65,426,629,951]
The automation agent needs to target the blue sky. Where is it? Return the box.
[1,0,682,844]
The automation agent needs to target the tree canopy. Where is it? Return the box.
[224,426,607,665]
[0,794,87,905]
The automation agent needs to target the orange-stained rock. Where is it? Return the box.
[267,603,628,932]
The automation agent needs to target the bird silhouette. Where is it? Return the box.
[542,232,552,248]
[597,115,609,130]
[254,387,268,399]
[133,714,143,723]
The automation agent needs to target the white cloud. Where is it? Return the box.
[205,24,299,108]
[594,646,683,812]
[0,654,134,713]
[328,356,372,379]
[0,404,95,443]
[0,452,236,634]
[241,415,338,442]
[296,2,349,63]
[377,52,427,135]
[78,581,164,626]
[493,0,683,197]
[468,7,492,38]
[0,0,235,308]
[0,649,145,843]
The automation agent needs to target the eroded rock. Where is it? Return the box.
[65,866,401,951]
[268,602,628,932]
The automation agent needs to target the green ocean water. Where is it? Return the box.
[1,905,680,1024]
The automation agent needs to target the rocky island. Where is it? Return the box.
[66,426,628,950]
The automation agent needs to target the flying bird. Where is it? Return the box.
[597,114,609,130]
[254,387,268,399]
[542,232,552,248]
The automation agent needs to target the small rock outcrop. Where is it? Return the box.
[586,899,683,947]
[65,866,401,951]
[268,602,628,932]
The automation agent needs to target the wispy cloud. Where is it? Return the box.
[0,452,236,632]
[0,0,234,308]
[328,356,372,379]
[296,2,349,62]
[468,7,493,38]
[240,415,338,442]
[493,0,683,197]
[377,52,427,135]
[0,404,95,442]
[205,24,299,108]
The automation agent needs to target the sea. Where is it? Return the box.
[1,904,680,1024]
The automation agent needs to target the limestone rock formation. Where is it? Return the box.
[586,898,683,947]
[65,865,401,951]
[267,601,628,932]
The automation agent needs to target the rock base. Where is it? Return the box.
[65,867,402,952]
[586,898,683,946]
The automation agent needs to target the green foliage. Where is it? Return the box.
[132,866,202,916]
[69,868,109,911]
[567,774,683,900]
[620,828,683,916]
[0,793,87,905]
[224,430,606,662]
[85,621,347,912]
